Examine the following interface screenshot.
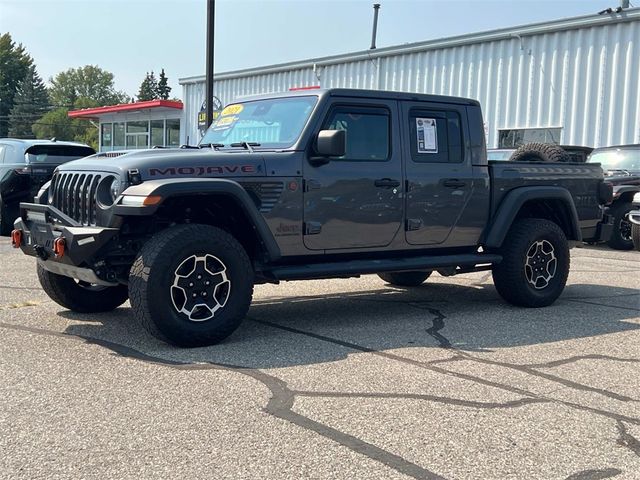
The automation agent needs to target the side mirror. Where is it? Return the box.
[316,129,346,158]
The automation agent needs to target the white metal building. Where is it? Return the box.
[179,8,640,149]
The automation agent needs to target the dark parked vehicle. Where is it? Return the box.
[12,89,611,347]
[629,193,640,250]
[587,144,640,250]
[0,139,95,235]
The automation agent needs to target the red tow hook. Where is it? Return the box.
[11,229,22,248]
[53,237,66,258]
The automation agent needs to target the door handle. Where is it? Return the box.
[374,178,401,188]
[442,179,467,188]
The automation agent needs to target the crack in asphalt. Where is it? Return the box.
[0,321,446,480]
[2,287,639,478]
[616,421,640,457]
[564,468,622,480]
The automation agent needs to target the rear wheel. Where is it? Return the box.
[37,264,129,312]
[492,219,569,307]
[606,201,634,250]
[378,271,432,287]
[129,224,254,347]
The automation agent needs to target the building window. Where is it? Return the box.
[151,120,164,147]
[498,128,561,148]
[166,119,180,147]
[113,122,125,150]
[101,123,112,149]
[126,121,149,149]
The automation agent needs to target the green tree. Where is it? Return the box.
[0,33,34,137]
[137,71,158,101]
[8,65,50,138]
[156,68,171,100]
[49,65,128,109]
[32,107,97,149]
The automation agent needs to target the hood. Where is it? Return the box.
[56,148,267,181]
[604,170,640,186]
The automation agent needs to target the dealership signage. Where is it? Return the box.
[198,97,222,136]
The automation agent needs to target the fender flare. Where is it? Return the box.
[612,184,640,202]
[484,186,581,248]
[114,178,281,261]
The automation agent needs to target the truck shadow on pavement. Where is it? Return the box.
[60,281,640,369]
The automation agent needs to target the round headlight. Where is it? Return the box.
[110,178,122,202]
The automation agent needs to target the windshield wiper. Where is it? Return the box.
[199,143,224,150]
[230,141,260,153]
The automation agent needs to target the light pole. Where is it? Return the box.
[205,0,216,126]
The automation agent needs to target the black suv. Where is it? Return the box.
[0,139,95,235]
[587,144,640,250]
[12,89,611,347]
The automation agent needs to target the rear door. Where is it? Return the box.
[401,101,476,246]
[302,98,404,250]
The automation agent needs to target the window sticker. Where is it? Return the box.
[220,104,244,116]
[211,115,239,131]
[416,118,438,153]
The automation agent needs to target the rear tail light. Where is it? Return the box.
[53,237,66,258]
[11,229,22,248]
[14,166,32,175]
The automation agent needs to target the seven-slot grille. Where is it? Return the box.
[50,172,102,226]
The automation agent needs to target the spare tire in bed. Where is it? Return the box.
[508,142,570,163]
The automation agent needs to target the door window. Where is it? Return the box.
[409,110,463,163]
[322,106,390,161]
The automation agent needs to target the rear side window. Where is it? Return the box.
[409,110,463,163]
[322,106,390,161]
[25,145,95,164]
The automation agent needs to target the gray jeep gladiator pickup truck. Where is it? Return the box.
[12,89,612,347]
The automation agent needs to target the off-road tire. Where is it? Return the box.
[378,271,432,287]
[492,218,569,307]
[37,264,129,312]
[632,222,640,251]
[129,224,253,347]
[606,201,634,250]
[509,143,570,163]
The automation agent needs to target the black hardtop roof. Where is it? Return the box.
[238,88,481,107]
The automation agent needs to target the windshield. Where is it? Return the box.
[25,145,96,164]
[200,96,318,149]
[588,147,640,172]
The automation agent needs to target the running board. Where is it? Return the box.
[267,253,502,281]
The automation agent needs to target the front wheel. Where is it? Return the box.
[129,224,254,347]
[492,219,569,307]
[632,222,640,251]
[37,265,129,312]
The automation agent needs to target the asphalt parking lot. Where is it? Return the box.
[0,237,639,480]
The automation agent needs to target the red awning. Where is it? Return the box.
[68,100,183,119]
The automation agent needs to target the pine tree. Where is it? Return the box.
[8,65,49,138]
[137,71,158,101]
[0,33,35,137]
[156,68,171,100]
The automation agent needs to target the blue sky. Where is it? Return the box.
[0,0,628,99]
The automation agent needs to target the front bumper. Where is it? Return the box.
[14,202,119,286]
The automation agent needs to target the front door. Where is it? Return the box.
[303,99,403,250]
